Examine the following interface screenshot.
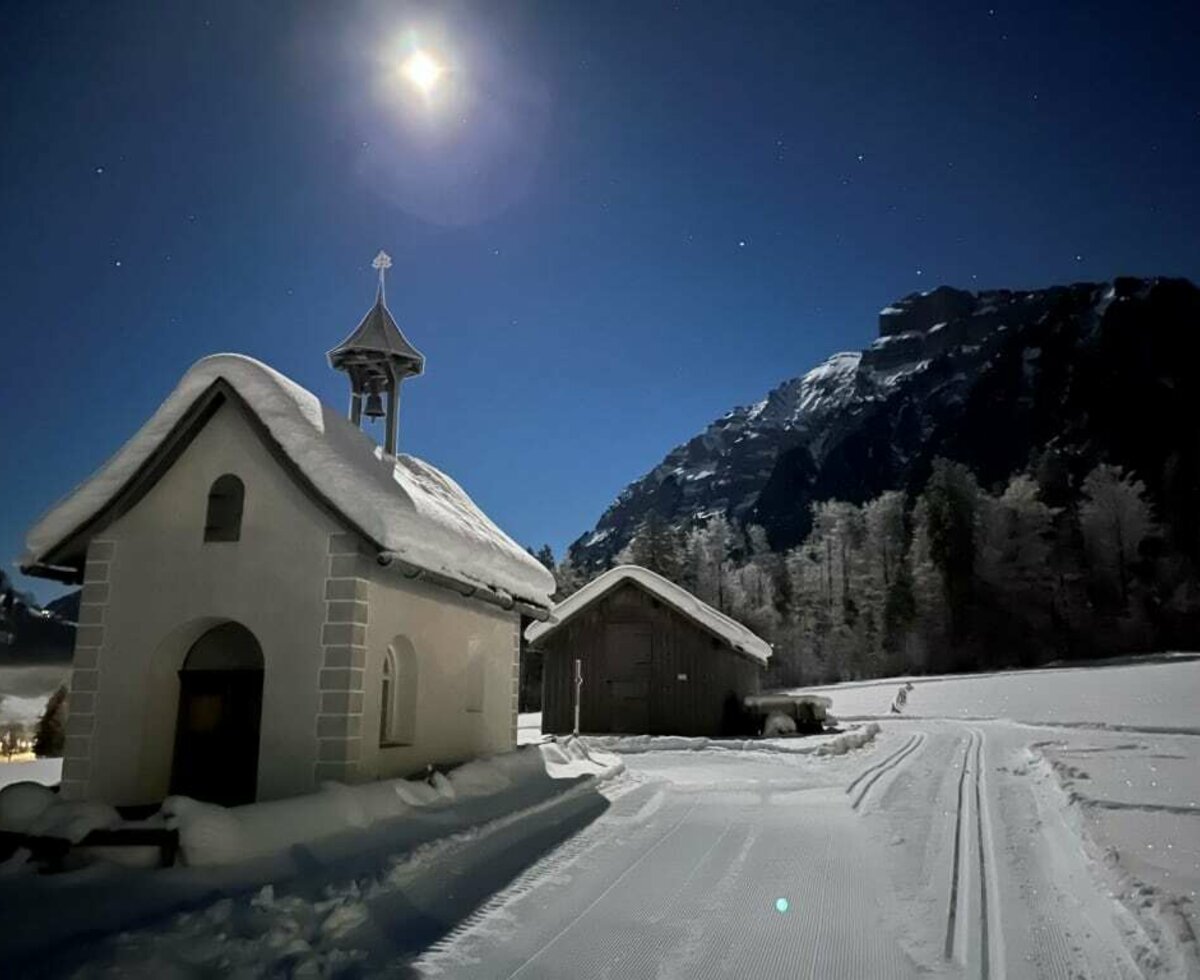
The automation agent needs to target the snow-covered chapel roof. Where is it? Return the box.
[525,565,772,665]
[23,354,555,610]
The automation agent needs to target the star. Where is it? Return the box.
[738,240,747,248]
[856,153,865,162]
[114,259,122,267]
[94,166,104,175]
[915,268,923,276]
[1074,254,1083,261]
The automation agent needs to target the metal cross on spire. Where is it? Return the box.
[372,250,393,302]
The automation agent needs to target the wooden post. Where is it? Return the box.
[573,658,583,737]
[385,377,399,456]
[349,391,363,427]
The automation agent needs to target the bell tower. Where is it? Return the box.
[327,251,425,456]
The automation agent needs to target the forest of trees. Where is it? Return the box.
[533,456,1192,690]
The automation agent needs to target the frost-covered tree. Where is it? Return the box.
[1079,464,1156,607]
[687,515,734,611]
[618,511,685,581]
[528,544,556,572]
[979,476,1055,591]
[977,475,1058,662]
[552,555,588,599]
[911,460,981,667]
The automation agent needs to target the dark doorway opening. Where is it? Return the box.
[170,622,264,806]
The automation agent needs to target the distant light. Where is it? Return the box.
[402,50,444,94]
[775,897,790,913]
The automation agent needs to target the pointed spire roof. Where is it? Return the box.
[327,252,425,379]
[327,289,425,378]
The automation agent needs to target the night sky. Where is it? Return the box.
[3,1,1199,600]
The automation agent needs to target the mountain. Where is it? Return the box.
[0,571,76,667]
[569,277,1200,567]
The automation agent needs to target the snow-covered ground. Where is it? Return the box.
[4,657,1197,978]
[424,658,1199,978]
[0,742,622,975]
[795,652,1200,731]
[517,711,544,745]
[0,756,61,790]
[790,655,1200,978]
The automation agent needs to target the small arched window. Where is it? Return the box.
[204,475,244,543]
[380,637,418,746]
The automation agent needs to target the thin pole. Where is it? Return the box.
[385,376,399,455]
[573,658,582,737]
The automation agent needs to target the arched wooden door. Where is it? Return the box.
[170,622,264,806]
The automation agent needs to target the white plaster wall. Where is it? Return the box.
[86,399,340,805]
[358,571,520,780]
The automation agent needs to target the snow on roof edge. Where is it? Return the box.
[23,353,555,609]
[526,565,771,665]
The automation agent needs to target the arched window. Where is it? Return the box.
[204,475,244,543]
[380,637,418,745]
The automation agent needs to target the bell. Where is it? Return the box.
[363,389,385,419]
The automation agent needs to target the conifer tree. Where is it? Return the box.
[33,684,67,758]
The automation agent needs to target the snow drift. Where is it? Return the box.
[166,740,621,867]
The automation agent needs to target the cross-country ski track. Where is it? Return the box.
[417,710,1191,980]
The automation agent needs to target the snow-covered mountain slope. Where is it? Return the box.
[570,277,1200,565]
[0,570,75,667]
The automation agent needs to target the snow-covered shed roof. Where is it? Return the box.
[525,565,772,665]
[23,354,555,610]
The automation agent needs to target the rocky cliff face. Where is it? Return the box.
[569,277,1200,566]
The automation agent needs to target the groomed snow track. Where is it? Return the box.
[941,729,1004,979]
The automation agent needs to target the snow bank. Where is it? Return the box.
[585,724,879,757]
[23,354,555,609]
[0,781,57,833]
[166,742,622,868]
[538,737,623,780]
[0,781,121,844]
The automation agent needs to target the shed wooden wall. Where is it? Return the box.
[537,582,762,736]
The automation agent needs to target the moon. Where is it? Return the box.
[401,50,444,94]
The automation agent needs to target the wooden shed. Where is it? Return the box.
[526,565,771,737]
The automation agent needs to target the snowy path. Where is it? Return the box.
[417,737,921,979]
[418,718,1195,979]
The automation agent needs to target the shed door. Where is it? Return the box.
[604,623,651,734]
